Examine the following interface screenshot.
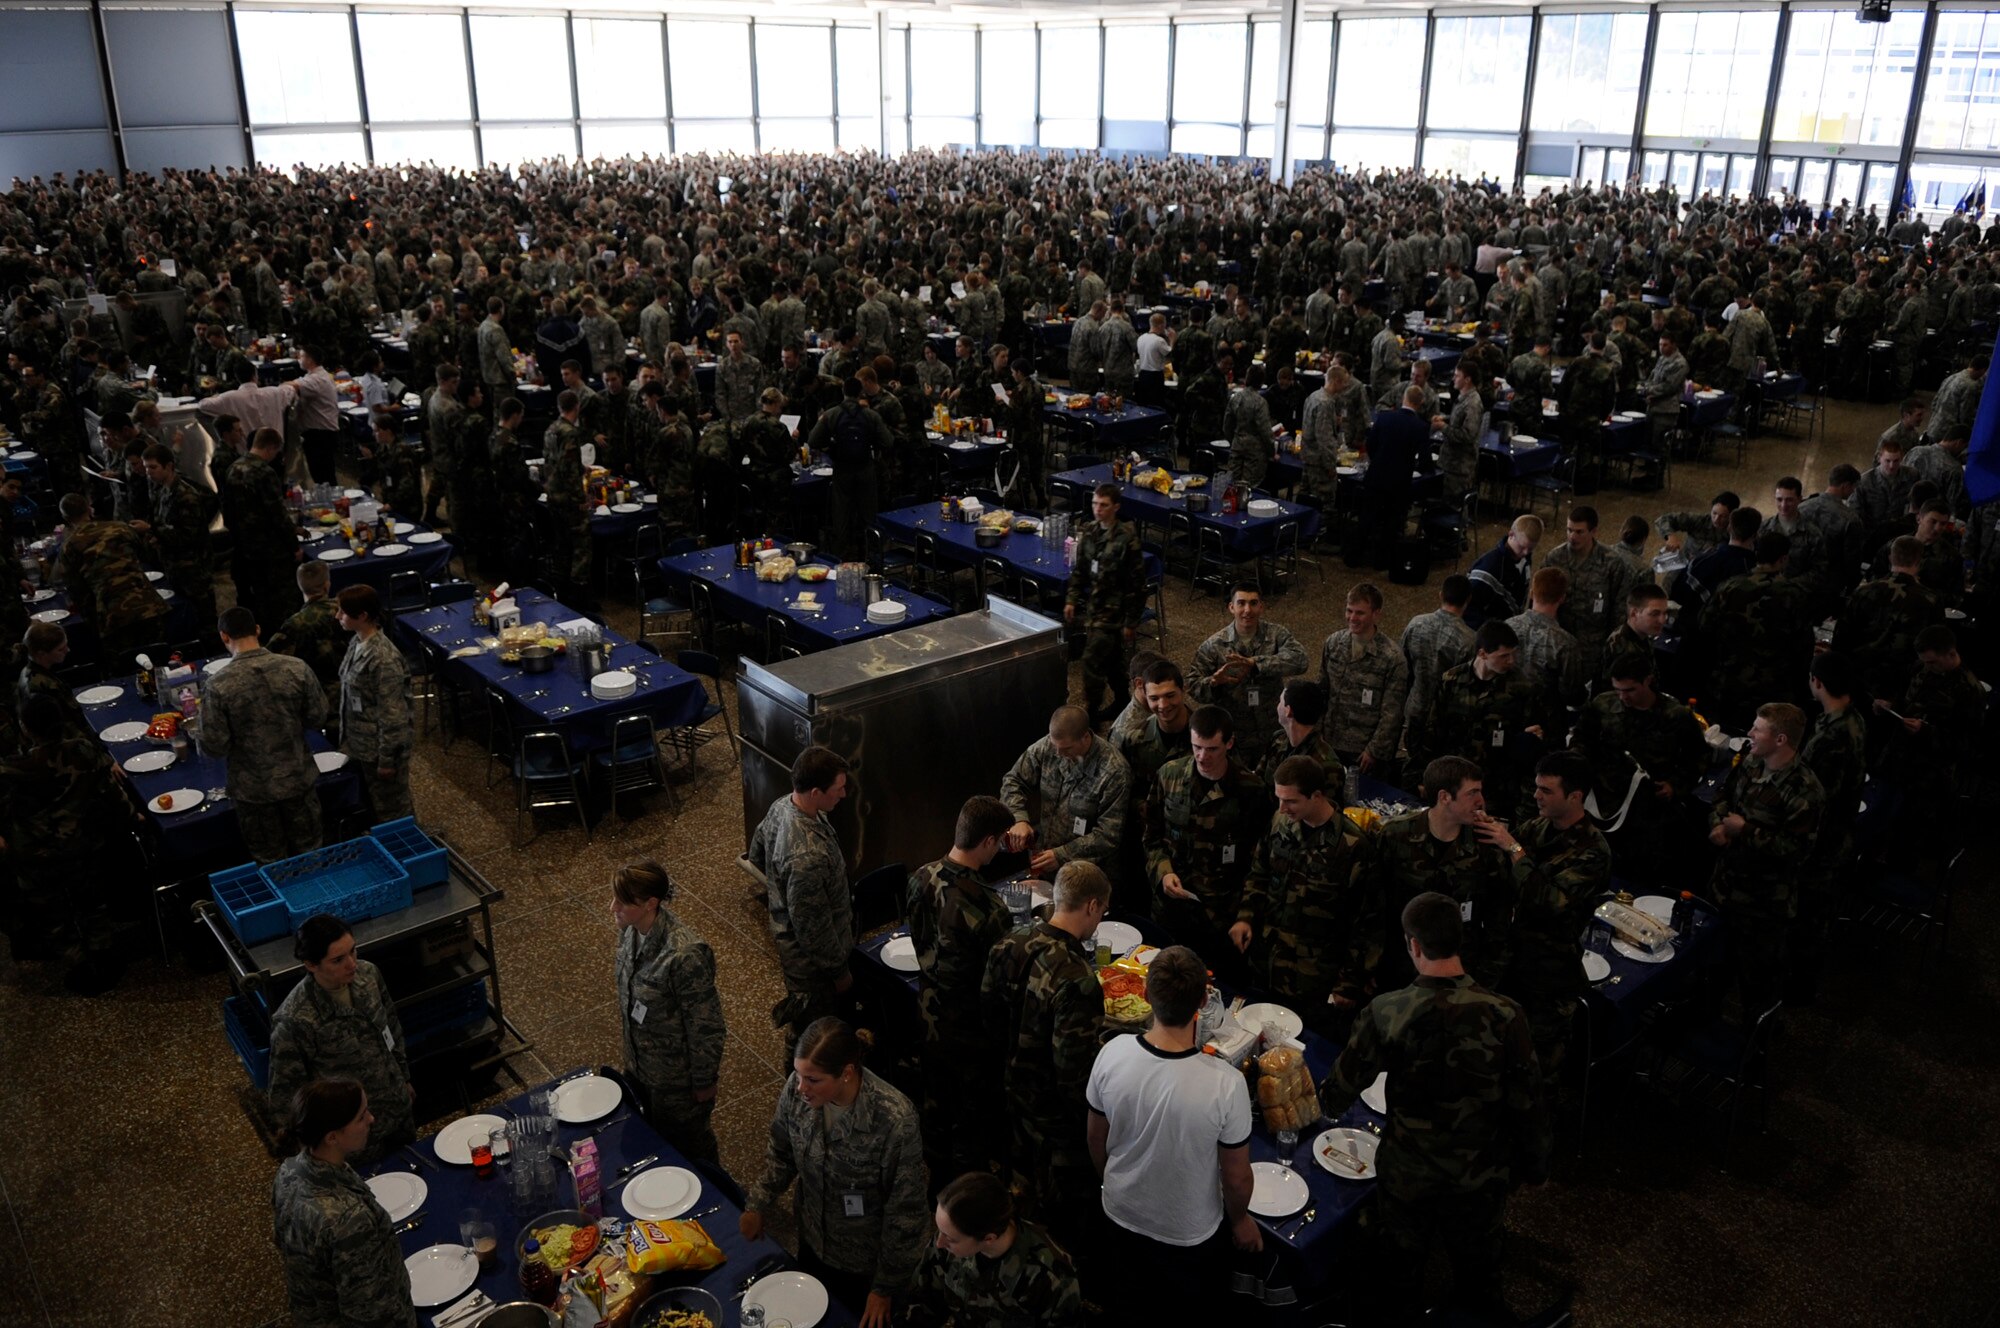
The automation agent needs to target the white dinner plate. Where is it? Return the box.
[407,531,443,545]
[372,544,410,557]
[812,466,833,477]
[949,440,978,450]
[1237,1002,1303,1045]
[391,521,415,535]
[366,1170,428,1222]
[553,1074,623,1123]
[431,1113,508,1165]
[404,1245,477,1308]
[1313,1127,1379,1180]
[742,1271,829,1328]
[1612,938,1674,965]
[8,449,35,460]
[1582,952,1612,983]
[32,608,68,623]
[343,488,367,500]
[317,549,355,562]
[122,750,177,774]
[314,751,351,773]
[77,685,125,706]
[1633,895,1675,926]
[156,587,174,599]
[1248,1161,1311,1217]
[99,720,149,743]
[145,570,166,582]
[149,788,205,815]
[1361,1071,1388,1116]
[610,502,643,514]
[1092,921,1142,958]
[642,493,659,504]
[25,588,55,603]
[202,657,230,676]
[620,1164,700,1220]
[880,934,919,972]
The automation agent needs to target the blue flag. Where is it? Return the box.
[1967,322,2000,507]
[1901,176,1916,216]
[1957,183,1978,213]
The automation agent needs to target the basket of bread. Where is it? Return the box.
[1254,1045,1323,1134]
[754,555,797,583]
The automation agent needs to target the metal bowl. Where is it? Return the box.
[519,645,556,674]
[632,1286,726,1328]
[784,541,816,562]
[975,525,1005,548]
[1184,491,1211,513]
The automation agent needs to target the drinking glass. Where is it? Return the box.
[470,1136,494,1178]
[1277,1129,1300,1171]
[460,1210,498,1270]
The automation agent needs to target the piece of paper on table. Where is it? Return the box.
[991,383,1011,405]
[781,414,800,435]
[555,618,596,633]
[159,259,177,277]
[89,294,109,314]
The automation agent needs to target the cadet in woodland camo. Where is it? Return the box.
[616,896,725,1164]
[267,960,415,1167]
[1493,766,1612,1064]
[907,831,1013,1178]
[55,508,168,657]
[1145,749,1273,935]
[999,723,1132,883]
[1420,654,1549,820]
[270,1151,418,1328]
[905,1212,1083,1328]
[1236,759,1378,1010]
[1065,494,1146,721]
[198,640,326,864]
[1369,805,1514,991]
[981,916,1103,1213]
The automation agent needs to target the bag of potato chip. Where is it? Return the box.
[625,1219,725,1275]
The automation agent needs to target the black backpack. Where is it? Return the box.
[829,403,874,468]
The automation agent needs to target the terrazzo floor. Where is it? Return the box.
[6,390,1998,1327]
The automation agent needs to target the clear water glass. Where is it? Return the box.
[1277,1129,1299,1170]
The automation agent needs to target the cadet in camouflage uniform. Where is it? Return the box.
[135,444,216,637]
[1795,654,1868,1003]
[1568,654,1708,887]
[1507,568,1586,719]
[977,862,1111,1248]
[747,746,854,1035]
[53,494,170,663]
[612,861,725,1164]
[906,797,1014,1179]
[999,706,1132,885]
[1419,622,1550,821]
[1189,582,1308,772]
[269,562,347,715]
[1224,375,1275,490]
[1318,583,1409,774]
[270,1079,418,1328]
[1700,532,1812,728]
[543,391,593,597]
[906,1172,1083,1328]
[15,362,80,484]
[1876,625,1985,853]
[1543,508,1635,689]
[1369,757,1514,992]
[715,330,766,424]
[199,607,326,864]
[1232,755,1377,1030]
[1064,484,1145,725]
[1398,577,1476,759]
[1707,703,1825,1019]
[738,388,799,525]
[1831,537,1945,700]
[1559,337,1619,485]
[1257,678,1347,793]
[333,586,412,824]
[1318,892,1551,1319]
[423,367,466,529]
[227,429,302,632]
[1475,752,1612,1071]
[268,918,415,1167]
[743,1019,930,1320]
[1145,705,1273,981]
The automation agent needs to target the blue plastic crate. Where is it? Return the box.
[211,862,288,945]
[264,837,413,930]
[367,817,449,890]
[223,995,271,1090]
[400,980,489,1046]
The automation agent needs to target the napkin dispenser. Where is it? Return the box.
[1594,900,1675,954]
[489,598,521,631]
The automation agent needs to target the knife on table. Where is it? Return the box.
[606,1154,659,1189]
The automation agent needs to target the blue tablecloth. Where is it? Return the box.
[75,665,361,868]
[3,444,50,486]
[1588,894,1722,1050]
[1760,372,1805,403]
[657,545,954,652]
[28,580,197,663]
[928,433,1012,474]
[393,590,705,754]
[871,505,1076,591]
[1685,391,1736,429]
[1042,401,1171,451]
[303,522,457,593]
[1052,464,1322,558]
[389,1067,858,1328]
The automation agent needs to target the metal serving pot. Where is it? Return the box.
[519,645,556,674]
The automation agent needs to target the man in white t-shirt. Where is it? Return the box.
[1085,944,1258,1315]
[1135,312,1174,410]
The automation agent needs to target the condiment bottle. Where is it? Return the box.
[519,1240,559,1306]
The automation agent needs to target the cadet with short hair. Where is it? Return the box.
[1145,705,1274,980]
[1317,892,1550,1321]
[1318,582,1410,776]
[198,606,326,864]
[1568,655,1707,886]
[1065,484,1146,726]
[611,860,724,1164]
[907,796,1016,1179]
[1189,581,1308,771]
[999,705,1132,883]
[748,746,856,1035]
[53,492,169,662]
[334,586,413,824]
[1507,566,1585,719]
[1700,531,1813,729]
[1399,574,1476,758]
[1419,621,1548,820]
[268,560,347,715]
[1370,757,1514,991]
[1257,678,1346,792]
[1543,506,1636,688]
[1795,654,1867,1004]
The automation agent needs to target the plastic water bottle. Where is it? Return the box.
[1343,765,1361,808]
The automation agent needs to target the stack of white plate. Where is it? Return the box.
[866,600,908,625]
[1246,498,1281,517]
[590,669,637,701]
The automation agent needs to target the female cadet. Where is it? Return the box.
[612,860,725,1163]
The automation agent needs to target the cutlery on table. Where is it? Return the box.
[588,1113,631,1136]
[1286,1206,1318,1237]
[404,1145,437,1172]
[433,1291,493,1327]
[605,1154,659,1189]
[392,1209,428,1235]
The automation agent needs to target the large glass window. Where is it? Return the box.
[982,28,1037,147]
[470,16,570,123]
[757,25,832,121]
[760,119,835,153]
[835,25,878,151]
[1290,20,1333,161]
[369,127,478,170]
[1427,16,1533,131]
[885,26,909,155]
[574,19,665,122]
[1039,24,1100,149]
[1104,25,1168,120]
[1329,130,1416,171]
[1917,10,2000,150]
[1334,18,1426,129]
[1423,134,1520,183]
[252,130,366,173]
[1530,12,1649,135]
[1171,22,1246,156]
[235,10,359,126]
[357,13,471,125]
[481,125,574,166]
[910,27,975,148]
[668,20,752,121]
[672,121,754,154]
[582,124,669,161]
[1246,21,1280,158]
[1645,11,1781,140]
[1774,9,1922,148]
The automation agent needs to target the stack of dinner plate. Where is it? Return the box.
[866,600,908,625]
[589,670,637,701]
[1246,498,1281,517]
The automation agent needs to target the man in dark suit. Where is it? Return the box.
[1362,387,1435,565]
